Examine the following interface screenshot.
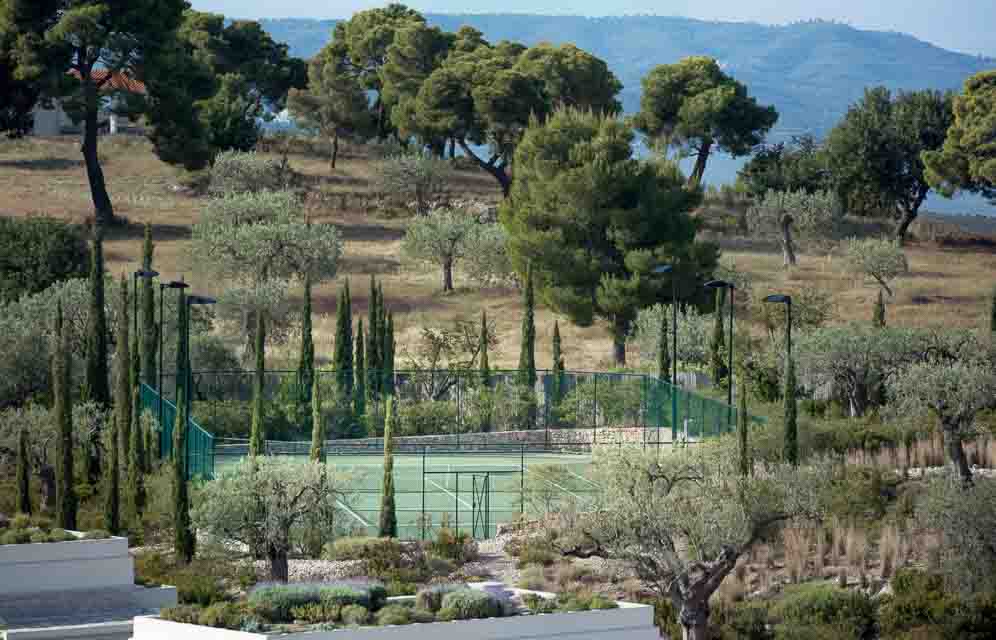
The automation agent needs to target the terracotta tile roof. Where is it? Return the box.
[68,70,147,95]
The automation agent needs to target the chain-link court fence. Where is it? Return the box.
[141,369,764,539]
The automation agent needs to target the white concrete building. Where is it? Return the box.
[31,70,146,137]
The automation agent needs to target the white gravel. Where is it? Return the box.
[254,559,366,583]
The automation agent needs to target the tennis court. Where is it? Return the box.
[215,443,598,539]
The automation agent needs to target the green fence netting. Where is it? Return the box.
[141,382,215,480]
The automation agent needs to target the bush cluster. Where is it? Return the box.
[438,589,504,621]
[208,150,293,196]
[0,516,103,545]
[0,217,88,304]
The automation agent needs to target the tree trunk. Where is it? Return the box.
[268,543,289,583]
[38,465,56,512]
[612,318,628,366]
[779,214,797,267]
[679,599,710,640]
[442,258,454,293]
[848,381,869,418]
[895,205,918,246]
[81,73,115,227]
[457,139,511,197]
[447,138,455,159]
[329,133,339,170]
[688,140,713,191]
[943,423,974,487]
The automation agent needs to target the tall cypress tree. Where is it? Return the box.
[115,275,132,463]
[479,310,491,388]
[382,313,395,396]
[310,375,324,463]
[103,414,120,534]
[783,356,798,466]
[658,309,671,383]
[86,227,110,405]
[128,386,146,524]
[710,289,728,386]
[873,290,886,328]
[173,386,195,564]
[551,321,565,404]
[367,276,381,397]
[354,319,366,416]
[141,223,157,385]
[249,312,266,457]
[299,274,315,403]
[333,282,353,397]
[738,374,750,477]
[16,426,30,516]
[379,397,398,538]
[517,265,537,390]
[54,302,77,530]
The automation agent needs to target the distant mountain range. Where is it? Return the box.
[261,15,996,215]
[262,15,993,137]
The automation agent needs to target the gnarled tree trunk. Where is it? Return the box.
[329,132,339,170]
[442,257,454,293]
[942,421,973,487]
[779,213,797,267]
[679,599,710,640]
[688,139,713,191]
[268,542,289,583]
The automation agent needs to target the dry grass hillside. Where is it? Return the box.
[2,134,995,371]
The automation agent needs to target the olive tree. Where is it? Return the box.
[401,204,480,293]
[746,190,841,267]
[891,359,996,486]
[844,237,909,297]
[375,152,452,216]
[192,457,350,582]
[796,325,920,417]
[555,443,827,640]
[632,304,713,369]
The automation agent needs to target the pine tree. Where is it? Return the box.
[873,289,886,328]
[379,397,398,538]
[127,386,146,524]
[783,356,798,466]
[173,386,195,564]
[658,309,671,383]
[54,302,77,530]
[333,282,353,396]
[299,274,315,403]
[310,375,324,463]
[141,223,157,384]
[16,426,31,515]
[738,374,750,477]
[382,312,395,396]
[710,289,728,386]
[86,227,110,405]
[249,311,266,457]
[478,310,491,388]
[517,265,537,390]
[354,319,366,416]
[103,414,120,534]
[115,275,132,464]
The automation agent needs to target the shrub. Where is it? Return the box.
[712,600,773,640]
[82,529,111,539]
[174,571,227,607]
[878,569,996,638]
[320,584,378,610]
[555,561,592,588]
[439,590,503,620]
[429,528,478,564]
[416,583,468,613]
[644,596,683,640]
[411,608,436,623]
[249,584,321,623]
[385,580,417,596]
[133,551,172,587]
[198,602,246,629]
[340,604,370,626]
[375,604,411,626]
[515,538,557,568]
[11,514,30,530]
[556,589,618,612]
[0,217,88,304]
[398,401,459,436]
[290,603,334,624]
[517,564,547,591]
[47,528,75,542]
[32,515,52,532]
[160,605,203,625]
[29,531,48,543]
[425,554,457,578]
[772,583,876,639]
[209,150,292,196]
[1,529,32,545]
[522,593,557,614]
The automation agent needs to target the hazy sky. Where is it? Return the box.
[191,0,996,58]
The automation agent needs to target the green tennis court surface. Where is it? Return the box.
[215,449,597,539]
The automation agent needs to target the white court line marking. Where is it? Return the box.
[427,477,472,509]
[336,498,371,527]
[563,468,600,489]
[532,475,588,503]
